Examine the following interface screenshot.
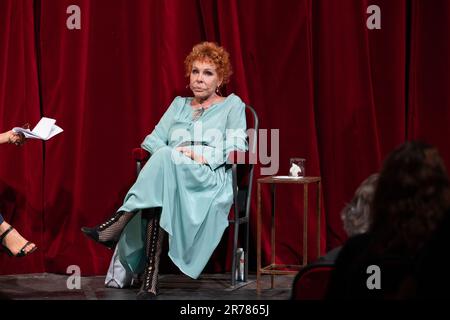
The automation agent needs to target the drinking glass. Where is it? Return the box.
[289,158,305,177]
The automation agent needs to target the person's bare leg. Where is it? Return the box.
[0,221,36,256]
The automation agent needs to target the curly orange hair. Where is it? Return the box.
[184,42,233,84]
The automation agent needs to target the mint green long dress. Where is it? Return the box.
[115,93,247,279]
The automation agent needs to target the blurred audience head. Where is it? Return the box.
[341,173,379,237]
[371,141,450,255]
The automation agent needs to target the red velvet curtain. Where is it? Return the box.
[205,0,326,267]
[408,0,450,162]
[1,0,450,276]
[38,0,204,274]
[312,0,407,248]
[0,0,44,273]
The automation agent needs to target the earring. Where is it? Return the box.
[186,84,190,89]
[216,85,222,95]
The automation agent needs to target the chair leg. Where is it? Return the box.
[231,164,239,287]
[230,221,237,287]
[244,218,250,282]
[232,218,240,286]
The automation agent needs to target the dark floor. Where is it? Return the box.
[0,273,295,300]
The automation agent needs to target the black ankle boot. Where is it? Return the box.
[81,211,131,249]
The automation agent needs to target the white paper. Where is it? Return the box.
[12,117,63,141]
[32,117,56,139]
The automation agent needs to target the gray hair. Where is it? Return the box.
[341,173,379,237]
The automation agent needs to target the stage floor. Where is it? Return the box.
[0,273,294,300]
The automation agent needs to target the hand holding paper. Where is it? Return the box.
[12,117,63,141]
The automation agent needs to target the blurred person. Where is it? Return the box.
[321,173,379,262]
[326,141,450,299]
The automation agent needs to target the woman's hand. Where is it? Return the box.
[176,147,208,164]
[7,130,26,146]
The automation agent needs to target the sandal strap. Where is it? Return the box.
[19,241,34,255]
[0,226,14,243]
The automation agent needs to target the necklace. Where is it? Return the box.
[192,106,205,122]
[191,96,220,121]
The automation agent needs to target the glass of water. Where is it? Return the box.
[289,158,305,177]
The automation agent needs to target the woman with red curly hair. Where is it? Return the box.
[82,42,247,299]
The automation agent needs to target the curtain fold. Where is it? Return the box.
[408,0,450,164]
[313,0,406,249]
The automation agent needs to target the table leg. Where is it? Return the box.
[257,182,261,294]
[271,184,276,289]
[303,184,308,266]
[317,180,321,258]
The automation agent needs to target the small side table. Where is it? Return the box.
[256,176,322,293]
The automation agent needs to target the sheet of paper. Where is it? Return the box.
[11,117,63,140]
[12,127,41,139]
[46,124,63,140]
[32,117,56,140]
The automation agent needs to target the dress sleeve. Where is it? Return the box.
[224,101,248,155]
[204,100,248,170]
[141,97,181,154]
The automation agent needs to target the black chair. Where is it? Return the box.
[132,104,259,287]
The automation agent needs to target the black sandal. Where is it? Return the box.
[0,226,37,257]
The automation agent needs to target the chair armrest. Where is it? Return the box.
[132,148,151,162]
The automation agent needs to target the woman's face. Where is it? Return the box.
[190,59,222,101]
